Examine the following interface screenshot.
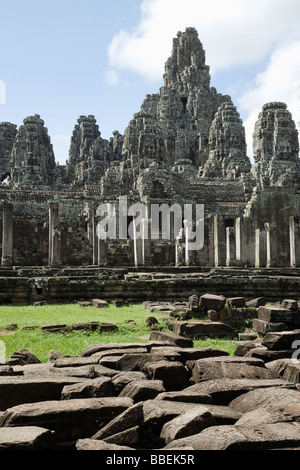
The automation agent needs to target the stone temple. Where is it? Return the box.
[0,27,300,304]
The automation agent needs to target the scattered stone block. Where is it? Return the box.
[92,364,121,377]
[188,295,199,312]
[261,330,300,351]
[252,318,289,335]
[0,376,88,411]
[111,372,147,395]
[143,399,242,429]
[53,356,100,368]
[0,397,134,441]
[160,406,216,445]
[93,348,148,360]
[0,426,55,450]
[80,342,153,357]
[7,349,41,366]
[150,330,193,348]
[99,355,125,369]
[116,353,171,372]
[163,422,300,450]
[156,391,213,404]
[184,378,296,406]
[234,341,262,357]
[265,359,300,384]
[119,380,166,402]
[103,425,140,448]
[78,301,93,307]
[229,387,300,416]
[150,346,228,363]
[282,299,298,310]
[172,321,235,339]
[190,356,278,384]
[41,324,67,333]
[238,332,258,341]
[23,364,96,379]
[198,294,226,311]
[48,350,66,362]
[245,298,265,308]
[245,347,293,363]
[99,323,118,333]
[61,377,112,399]
[92,402,144,441]
[4,323,18,331]
[143,360,190,391]
[70,322,100,331]
[235,407,294,427]
[76,439,134,451]
[0,366,14,376]
[226,297,245,308]
[92,299,109,308]
[258,306,293,323]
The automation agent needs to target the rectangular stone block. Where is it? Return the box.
[252,318,289,335]
[150,331,193,348]
[262,330,300,351]
[172,321,235,339]
[258,306,294,323]
[0,376,88,411]
[0,397,133,441]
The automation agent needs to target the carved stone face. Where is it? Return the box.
[275,141,293,161]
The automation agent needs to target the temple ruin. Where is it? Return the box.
[0,27,300,304]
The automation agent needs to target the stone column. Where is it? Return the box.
[141,218,152,266]
[85,203,97,265]
[184,219,194,266]
[289,216,296,268]
[255,229,261,268]
[226,227,231,267]
[1,201,13,267]
[133,220,143,268]
[235,217,242,264]
[213,216,219,267]
[49,202,61,267]
[265,223,271,268]
[175,228,185,267]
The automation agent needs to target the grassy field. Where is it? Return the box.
[0,303,239,362]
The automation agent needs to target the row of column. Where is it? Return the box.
[1,201,300,269]
[213,215,300,269]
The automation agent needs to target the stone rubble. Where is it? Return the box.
[0,321,299,450]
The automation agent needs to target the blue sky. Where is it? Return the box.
[1,0,300,164]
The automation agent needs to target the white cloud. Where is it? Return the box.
[107,0,300,80]
[107,0,300,159]
[105,69,120,86]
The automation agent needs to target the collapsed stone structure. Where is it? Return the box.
[0,27,300,299]
[1,324,300,451]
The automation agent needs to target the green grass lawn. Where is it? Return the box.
[0,303,239,362]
